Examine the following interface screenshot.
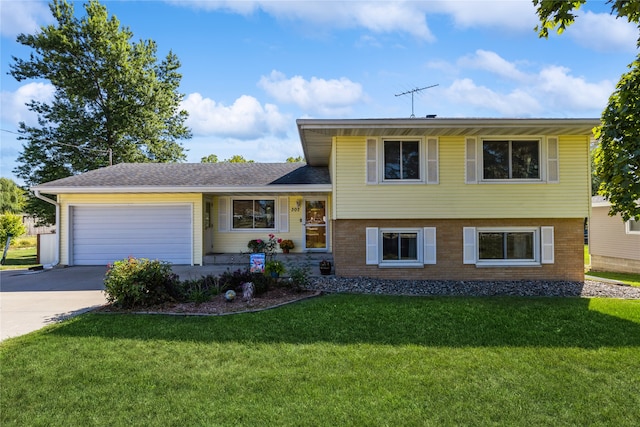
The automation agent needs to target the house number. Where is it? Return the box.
[290,207,301,213]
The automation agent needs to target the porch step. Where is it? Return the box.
[203,253,334,276]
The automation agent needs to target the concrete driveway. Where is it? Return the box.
[0,266,109,342]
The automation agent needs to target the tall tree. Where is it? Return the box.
[201,154,219,163]
[0,178,26,214]
[534,0,640,220]
[10,0,191,224]
[286,156,305,163]
[224,155,254,163]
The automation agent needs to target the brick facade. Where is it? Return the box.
[333,218,584,281]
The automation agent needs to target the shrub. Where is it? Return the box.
[0,212,27,246]
[287,265,311,292]
[179,275,221,304]
[218,268,270,295]
[103,257,181,308]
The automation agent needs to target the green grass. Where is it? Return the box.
[587,271,640,287]
[1,236,40,270]
[2,294,640,426]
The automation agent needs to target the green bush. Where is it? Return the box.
[103,257,181,308]
[218,268,271,295]
[0,212,27,246]
[287,265,311,292]
[180,275,221,304]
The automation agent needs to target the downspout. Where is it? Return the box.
[32,190,60,267]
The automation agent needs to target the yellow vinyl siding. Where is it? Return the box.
[57,193,202,265]
[212,195,311,253]
[334,135,590,219]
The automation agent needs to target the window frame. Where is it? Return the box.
[475,227,541,267]
[378,227,424,267]
[480,138,542,182]
[626,219,640,235]
[366,136,438,185]
[231,198,277,231]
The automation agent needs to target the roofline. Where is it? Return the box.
[296,117,601,129]
[31,184,333,194]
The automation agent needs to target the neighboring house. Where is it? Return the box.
[590,196,640,274]
[32,117,598,281]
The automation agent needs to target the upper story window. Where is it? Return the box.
[232,199,275,229]
[466,136,558,184]
[367,137,439,185]
[482,140,540,180]
[384,140,420,180]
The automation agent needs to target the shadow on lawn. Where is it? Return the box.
[51,294,640,348]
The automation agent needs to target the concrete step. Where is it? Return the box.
[203,253,334,276]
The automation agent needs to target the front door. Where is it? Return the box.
[304,199,327,251]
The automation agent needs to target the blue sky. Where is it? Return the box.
[1,0,638,184]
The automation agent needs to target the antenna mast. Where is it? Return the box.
[395,84,438,118]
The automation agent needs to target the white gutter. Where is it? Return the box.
[32,190,60,267]
[30,184,333,194]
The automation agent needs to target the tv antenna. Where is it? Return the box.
[395,84,439,118]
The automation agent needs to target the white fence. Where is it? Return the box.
[37,234,57,265]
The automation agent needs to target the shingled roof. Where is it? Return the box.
[33,162,331,193]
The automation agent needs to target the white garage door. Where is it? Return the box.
[71,205,192,265]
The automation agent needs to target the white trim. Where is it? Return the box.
[546,136,559,183]
[278,197,289,233]
[366,227,379,265]
[476,227,541,267]
[625,219,640,235]
[366,138,378,184]
[32,184,333,195]
[426,138,439,184]
[218,197,229,232]
[540,226,554,264]
[423,227,437,265]
[230,197,278,232]
[378,227,424,268]
[465,137,477,184]
[463,227,476,264]
[478,138,543,183]
[380,137,424,183]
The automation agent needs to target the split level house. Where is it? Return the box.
[32,117,599,281]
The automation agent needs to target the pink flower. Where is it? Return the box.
[257,239,262,243]
[277,238,283,243]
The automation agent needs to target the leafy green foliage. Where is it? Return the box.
[287,264,311,291]
[0,213,27,246]
[594,56,640,220]
[286,155,305,162]
[10,0,191,221]
[218,268,271,295]
[200,154,219,163]
[534,0,640,220]
[103,257,181,308]
[0,178,26,214]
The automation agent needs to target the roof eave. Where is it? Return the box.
[31,184,333,195]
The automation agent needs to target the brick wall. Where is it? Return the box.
[333,218,584,281]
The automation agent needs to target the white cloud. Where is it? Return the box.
[444,51,614,117]
[537,65,613,112]
[431,0,538,31]
[0,82,55,125]
[445,78,542,116]
[458,50,530,82]
[258,70,365,116]
[180,93,290,139]
[567,11,637,53]
[0,0,52,38]
[169,1,434,40]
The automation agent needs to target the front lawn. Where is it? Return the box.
[587,271,640,287]
[2,294,640,426]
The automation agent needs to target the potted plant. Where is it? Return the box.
[319,259,332,275]
[265,260,286,278]
[247,239,265,253]
[279,239,294,254]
